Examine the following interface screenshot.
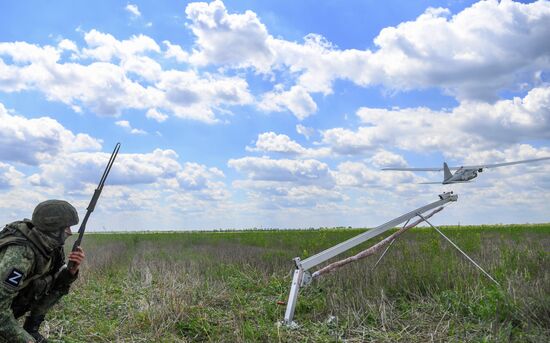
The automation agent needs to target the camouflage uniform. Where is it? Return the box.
[0,200,79,343]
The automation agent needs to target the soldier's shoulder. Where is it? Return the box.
[0,244,35,261]
[0,245,35,292]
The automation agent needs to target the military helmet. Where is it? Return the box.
[32,200,79,232]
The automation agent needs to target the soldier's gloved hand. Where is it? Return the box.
[67,246,85,275]
[23,314,48,343]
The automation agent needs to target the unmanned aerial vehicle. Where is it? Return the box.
[382,157,550,184]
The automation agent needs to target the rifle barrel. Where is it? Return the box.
[69,143,120,258]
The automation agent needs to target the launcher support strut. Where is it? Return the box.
[416,212,500,286]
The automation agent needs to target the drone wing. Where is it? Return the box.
[381,167,442,171]
[460,157,550,170]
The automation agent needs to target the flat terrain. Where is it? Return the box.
[43,224,549,342]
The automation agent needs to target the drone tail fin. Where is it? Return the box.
[443,162,452,182]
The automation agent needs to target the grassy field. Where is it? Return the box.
[41,224,549,342]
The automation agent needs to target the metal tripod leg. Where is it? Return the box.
[284,262,304,326]
[372,219,410,270]
[416,213,500,286]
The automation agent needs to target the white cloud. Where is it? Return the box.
[247,132,305,154]
[232,180,346,209]
[369,150,408,168]
[32,147,231,202]
[176,163,228,200]
[185,0,274,72]
[115,120,147,134]
[320,86,550,159]
[228,156,336,187]
[455,144,550,174]
[146,108,168,122]
[367,0,550,100]
[0,103,102,165]
[258,85,317,120]
[1,1,548,122]
[18,146,231,226]
[0,134,231,229]
[0,105,239,226]
[58,39,78,52]
[334,161,421,190]
[163,41,189,63]
[0,162,25,189]
[115,120,131,129]
[0,41,61,64]
[81,30,159,62]
[125,3,142,18]
[39,149,180,189]
[177,163,224,188]
[156,69,253,123]
[183,0,550,118]
[0,30,253,123]
[246,132,330,158]
[296,124,315,140]
[0,40,159,116]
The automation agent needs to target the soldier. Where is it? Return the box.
[0,200,85,343]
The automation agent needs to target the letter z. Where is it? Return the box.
[4,268,24,288]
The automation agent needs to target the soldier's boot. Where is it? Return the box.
[23,314,48,343]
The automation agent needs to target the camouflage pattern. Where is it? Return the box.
[0,220,78,343]
[32,200,79,233]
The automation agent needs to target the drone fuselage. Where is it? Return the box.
[442,168,482,184]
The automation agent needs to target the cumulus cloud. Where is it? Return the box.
[228,156,335,187]
[183,0,550,118]
[368,0,550,100]
[258,85,317,120]
[4,1,546,121]
[185,0,274,72]
[247,132,304,154]
[232,180,346,209]
[156,69,253,123]
[34,147,231,202]
[334,161,422,190]
[176,163,228,200]
[58,39,78,52]
[115,120,147,134]
[40,149,182,189]
[246,132,330,158]
[0,103,102,165]
[115,120,131,128]
[163,41,189,63]
[0,30,253,122]
[146,108,168,122]
[228,155,347,210]
[125,3,142,18]
[0,38,159,116]
[369,150,408,168]
[296,124,315,140]
[227,154,426,211]
[320,85,550,159]
[81,30,159,62]
[0,162,25,189]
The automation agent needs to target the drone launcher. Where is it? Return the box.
[283,192,458,325]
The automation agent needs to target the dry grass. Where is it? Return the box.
[42,224,550,342]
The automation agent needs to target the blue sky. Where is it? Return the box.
[0,0,549,230]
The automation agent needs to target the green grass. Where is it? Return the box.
[40,224,550,342]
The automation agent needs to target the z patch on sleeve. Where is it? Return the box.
[3,268,24,288]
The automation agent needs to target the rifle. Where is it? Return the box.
[67,143,120,270]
